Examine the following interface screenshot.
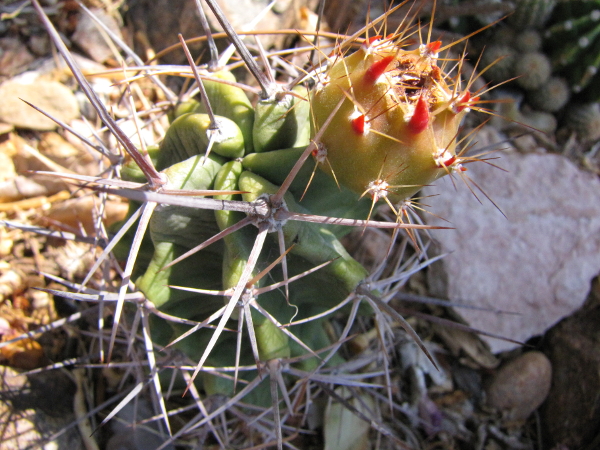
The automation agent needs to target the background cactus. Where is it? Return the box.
[565,101,600,142]
[460,0,600,145]
[403,0,600,142]
[507,0,557,30]
[544,1,600,100]
[10,1,495,448]
[527,76,570,113]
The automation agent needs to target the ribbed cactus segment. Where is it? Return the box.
[310,38,472,204]
[253,86,311,153]
[545,4,600,100]
[508,0,557,29]
[196,70,256,154]
[157,113,242,170]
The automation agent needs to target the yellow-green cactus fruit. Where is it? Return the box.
[310,37,476,204]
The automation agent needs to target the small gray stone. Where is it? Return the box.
[425,130,600,353]
[485,351,552,423]
[0,80,79,130]
[0,37,35,78]
[28,33,51,56]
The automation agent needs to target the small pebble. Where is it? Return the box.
[0,37,34,77]
[28,33,51,56]
[0,80,79,130]
[486,351,552,423]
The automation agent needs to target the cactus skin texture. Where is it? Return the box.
[311,38,472,204]
[565,102,600,141]
[514,51,552,90]
[527,76,570,112]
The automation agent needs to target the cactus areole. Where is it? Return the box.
[311,38,473,203]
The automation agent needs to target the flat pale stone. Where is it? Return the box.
[424,138,600,353]
[0,80,79,130]
[485,351,552,423]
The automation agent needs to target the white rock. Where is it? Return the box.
[424,134,600,353]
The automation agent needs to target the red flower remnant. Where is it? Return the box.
[363,35,383,48]
[351,113,366,134]
[407,94,430,134]
[438,155,456,167]
[364,55,395,84]
[427,40,442,53]
[455,91,480,113]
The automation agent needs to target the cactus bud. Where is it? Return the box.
[310,37,472,203]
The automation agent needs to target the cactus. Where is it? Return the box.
[514,51,552,90]
[479,43,517,83]
[565,102,600,141]
[514,29,543,52]
[527,76,571,112]
[495,0,600,101]
[508,0,557,29]
[22,0,495,448]
[544,2,600,100]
